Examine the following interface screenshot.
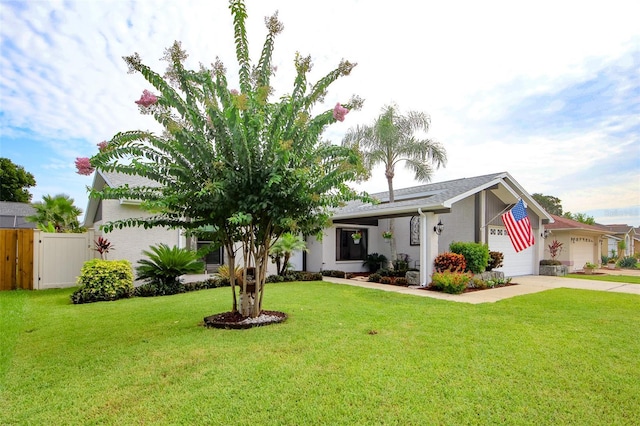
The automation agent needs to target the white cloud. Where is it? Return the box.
[1,0,639,225]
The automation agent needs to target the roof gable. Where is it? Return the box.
[334,171,552,222]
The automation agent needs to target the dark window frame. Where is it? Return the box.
[336,228,368,261]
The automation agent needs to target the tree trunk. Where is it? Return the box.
[386,172,397,268]
[226,251,238,314]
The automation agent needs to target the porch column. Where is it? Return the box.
[419,210,439,286]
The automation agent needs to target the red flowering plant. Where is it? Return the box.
[94,236,114,260]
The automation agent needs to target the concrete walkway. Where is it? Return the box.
[322,272,640,304]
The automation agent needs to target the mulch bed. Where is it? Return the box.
[203,310,287,329]
[420,282,518,294]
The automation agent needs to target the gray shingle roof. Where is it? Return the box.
[336,172,507,217]
[0,201,36,216]
[101,171,160,188]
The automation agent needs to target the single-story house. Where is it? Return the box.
[84,170,553,283]
[0,201,36,229]
[83,171,191,270]
[543,214,610,271]
[598,224,639,258]
[306,171,553,284]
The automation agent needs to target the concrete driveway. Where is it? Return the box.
[323,271,640,304]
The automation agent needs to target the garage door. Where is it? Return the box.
[488,226,535,276]
[571,237,596,272]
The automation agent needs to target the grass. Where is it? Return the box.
[1,282,640,425]
[565,273,640,284]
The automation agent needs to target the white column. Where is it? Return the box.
[419,210,439,286]
[479,191,486,243]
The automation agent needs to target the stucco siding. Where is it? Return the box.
[96,200,182,273]
[438,197,476,252]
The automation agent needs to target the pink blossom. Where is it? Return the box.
[97,141,108,152]
[333,103,349,122]
[135,89,158,107]
[230,89,239,95]
[75,157,95,176]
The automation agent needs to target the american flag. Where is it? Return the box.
[501,199,535,252]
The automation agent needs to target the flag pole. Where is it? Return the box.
[480,201,518,230]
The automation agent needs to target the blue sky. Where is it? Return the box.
[1,0,639,226]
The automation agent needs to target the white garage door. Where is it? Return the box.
[488,226,535,276]
[571,237,596,272]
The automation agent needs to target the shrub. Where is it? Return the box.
[278,271,323,282]
[368,273,382,283]
[469,277,487,290]
[379,276,392,284]
[136,244,204,296]
[486,251,504,271]
[184,278,228,291]
[430,271,472,294]
[266,274,285,283]
[215,264,243,286]
[540,259,562,266]
[393,253,411,272]
[363,253,388,273]
[321,270,346,278]
[449,241,490,274]
[433,252,466,272]
[394,277,408,286]
[619,256,638,269]
[133,282,159,297]
[71,259,134,304]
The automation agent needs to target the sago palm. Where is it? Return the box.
[136,244,204,294]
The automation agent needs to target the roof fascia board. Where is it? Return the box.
[442,175,510,208]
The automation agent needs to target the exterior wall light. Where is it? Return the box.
[434,220,444,235]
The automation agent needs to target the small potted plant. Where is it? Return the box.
[351,231,362,244]
[583,262,597,274]
[382,231,393,240]
[607,257,616,269]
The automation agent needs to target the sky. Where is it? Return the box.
[1,0,639,226]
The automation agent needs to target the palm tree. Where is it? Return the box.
[342,105,447,263]
[269,232,308,275]
[26,193,83,232]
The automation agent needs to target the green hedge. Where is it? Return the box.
[71,259,134,304]
[449,241,490,274]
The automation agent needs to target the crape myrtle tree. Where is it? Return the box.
[82,0,367,318]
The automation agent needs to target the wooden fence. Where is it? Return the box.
[1,229,95,291]
[0,229,34,290]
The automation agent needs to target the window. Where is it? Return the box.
[197,241,223,271]
[336,228,368,261]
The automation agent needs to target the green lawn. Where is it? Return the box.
[2,283,639,425]
[565,273,640,284]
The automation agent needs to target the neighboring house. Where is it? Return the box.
[0,201,36,229]
[306,171,553,284]
[598,224,639,258]
[83,171,193,272]
[543,215,609,271]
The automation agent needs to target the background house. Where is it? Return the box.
[543,214,609,271]
[306,172,553,284]
[598,224,639,259]
[0,201,36,229]
[83,171,189,272]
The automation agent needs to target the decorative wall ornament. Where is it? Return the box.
[410,216,420,246]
